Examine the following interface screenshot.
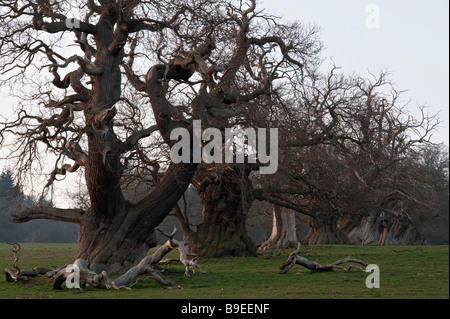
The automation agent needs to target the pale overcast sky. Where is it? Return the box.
[262,0,449,145]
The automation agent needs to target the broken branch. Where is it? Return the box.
[51,227,205,290]
[279,243,369,274]
[3,243,50,282]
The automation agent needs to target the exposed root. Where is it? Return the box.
[4,227,205,290]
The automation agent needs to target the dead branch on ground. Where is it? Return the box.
[279,243,369,274]
[51,226,205,290]
[3,243,50,282]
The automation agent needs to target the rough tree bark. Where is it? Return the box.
[259,205,298,250]
[185,165,257,258]
[301,213,351,245]
[279,243,368,274]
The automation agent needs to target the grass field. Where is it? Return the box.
[0,243,448,299]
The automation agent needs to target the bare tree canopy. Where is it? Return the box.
[0,0,444,290]
[0,0,323,272]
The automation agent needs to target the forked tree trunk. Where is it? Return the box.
[12,56,200,273]
[259,205,298,250]
[74,151,198,274]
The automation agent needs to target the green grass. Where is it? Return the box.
[0,243,448,299]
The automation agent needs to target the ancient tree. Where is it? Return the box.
[0,0,275,273]
[0,0,208,275]
[0,0,328,276]
[0,2,442,292]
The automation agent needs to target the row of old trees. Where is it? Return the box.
[0,0,446,280]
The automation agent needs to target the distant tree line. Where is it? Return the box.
[0,170,79,243]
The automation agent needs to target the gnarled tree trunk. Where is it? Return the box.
[259,205,298,250]
[12,162,197,275]
[302,213,350,245]
[185,165,257,258]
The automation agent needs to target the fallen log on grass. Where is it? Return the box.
[279,243,369,274]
